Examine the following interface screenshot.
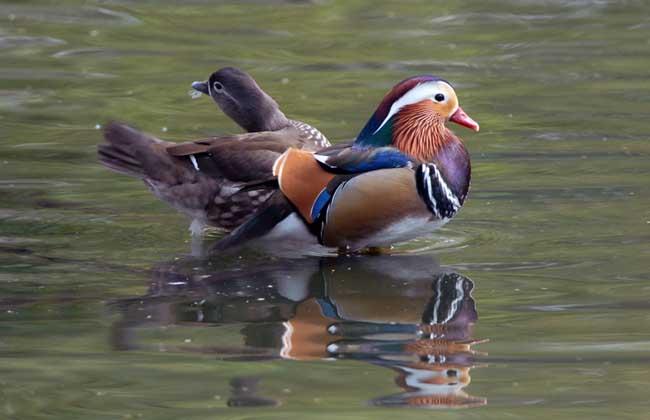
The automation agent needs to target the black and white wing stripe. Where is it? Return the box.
[415,163,462,219]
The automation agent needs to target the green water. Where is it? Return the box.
[1,0,650,418]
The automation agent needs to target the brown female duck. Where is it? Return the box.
[98,67,329,234]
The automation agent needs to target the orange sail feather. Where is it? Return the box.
[273,148,335,223]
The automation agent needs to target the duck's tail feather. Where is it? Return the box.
[212,191,294,252]
[98,121,172,179]
[98,122,150,178]
[98,146,144,178]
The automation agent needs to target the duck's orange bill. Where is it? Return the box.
[449,106,480,132]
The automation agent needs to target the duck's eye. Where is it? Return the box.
[213,82,224,92]
[434,93,445,102]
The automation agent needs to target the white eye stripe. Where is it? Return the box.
[373,81,453,134]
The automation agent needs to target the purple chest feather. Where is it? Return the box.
[433,138,471,204]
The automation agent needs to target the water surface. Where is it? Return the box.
[1,0,649,418]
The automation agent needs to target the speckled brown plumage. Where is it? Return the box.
[99,67,331,232]
[99,123,323,231]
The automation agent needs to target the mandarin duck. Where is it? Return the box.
[112,255,485,408]
[215,75,479,252]
[98,67,330,234]
[191,67,329,148]
[333,273,486,409]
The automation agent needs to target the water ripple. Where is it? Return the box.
[0,36,65,50]
[0,69,115,80]
[0,5,140,26]
[0,90,47,109]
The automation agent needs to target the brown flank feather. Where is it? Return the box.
[321,168,430,248]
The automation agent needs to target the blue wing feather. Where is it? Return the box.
[311,188,332,222]
[315,146,414,174]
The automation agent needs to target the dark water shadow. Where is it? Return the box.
[110,253,487,409]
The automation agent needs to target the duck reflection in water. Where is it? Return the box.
[112,254,486,409]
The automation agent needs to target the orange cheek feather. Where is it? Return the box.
[393,100,447,162]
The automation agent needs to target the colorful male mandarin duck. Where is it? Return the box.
[216,75,479,251]
[98,67,329,234]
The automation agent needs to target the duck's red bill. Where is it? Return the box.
[450,107,480,132]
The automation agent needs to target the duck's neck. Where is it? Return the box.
[355,101,452,162]
[354,103,471,202]
[240,91,291,132]
[254,107,290,132]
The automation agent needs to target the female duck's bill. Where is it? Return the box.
[191,80,209,95]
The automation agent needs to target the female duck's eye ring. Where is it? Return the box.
[213,82,224,91]
[434,93,445,102]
